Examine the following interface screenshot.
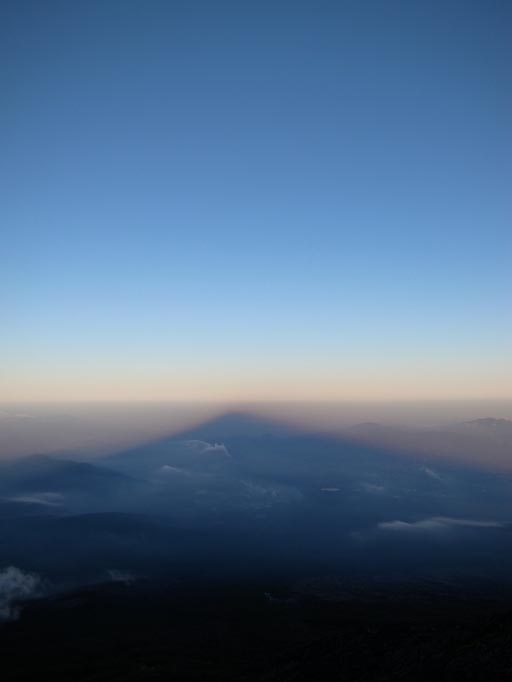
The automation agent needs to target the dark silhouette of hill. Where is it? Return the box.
[0,455,147,516]
[2,579,512,681]
[0,454,133,491]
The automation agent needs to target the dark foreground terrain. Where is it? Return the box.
[2,579,512,682]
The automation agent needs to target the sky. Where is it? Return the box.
[1,0,511,402]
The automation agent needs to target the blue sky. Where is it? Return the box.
[1,1,511,401]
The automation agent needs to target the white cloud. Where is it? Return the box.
[159,465,190,476]
[361,483,385,494]
[0,566,41,621]
[5,492,64,507]
[183,440,231,457]
[422,467,442,481]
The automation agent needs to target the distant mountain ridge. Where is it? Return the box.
[341,417,512,470]
[0,454,146,515]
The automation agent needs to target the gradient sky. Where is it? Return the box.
[2,0,511,402]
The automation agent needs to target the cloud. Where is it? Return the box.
[422,467,442,481]
[107,569,135,585]
[0,566,41,621]
[378,519,443,532]
[159,465,191,476]
[0,411,37,421]
[157,465,215,483]
[156,442,232,481]
[182,440,231,457]
[435,517,505,528]
[361,483,385,494]
[5,492,64,507]
[378,517,504,532]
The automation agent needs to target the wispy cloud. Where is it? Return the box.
[0,566,41,621]
[422,467,443,481]
[107,569,135,585]
[378,517,505,532]
[0,410,37,420]
[183,440,231,457]
[361,483,386,494]
[159,465,191,476]
[5,492,64,507]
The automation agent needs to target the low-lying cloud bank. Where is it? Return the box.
[378,517,505,532]
[0,566,41,621]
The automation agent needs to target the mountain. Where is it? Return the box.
[0,512,213,582]
[342,418,512,470]
[449,418,512,445]
[0,455,145,515]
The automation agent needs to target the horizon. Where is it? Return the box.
[1,398,511,468]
